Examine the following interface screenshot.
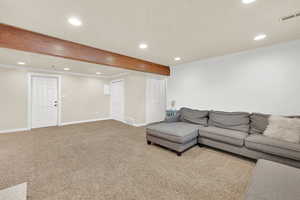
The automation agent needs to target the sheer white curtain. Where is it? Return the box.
[146,78,167,124]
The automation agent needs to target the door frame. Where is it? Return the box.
[27,73,62,129]
[110,79,125,122]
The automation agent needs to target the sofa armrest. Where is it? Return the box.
[165,115,180,123]
[146,111,180,128]
[146,115,180,128]
[146,121,164,127]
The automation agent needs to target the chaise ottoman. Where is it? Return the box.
[146,122,200,156]
[245,159,300,200]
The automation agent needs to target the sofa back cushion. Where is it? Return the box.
[179,107,209,126]
[250,113,270,134]
[209,111,250,133]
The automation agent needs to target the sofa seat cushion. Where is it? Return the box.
[245,134,300,161]
[199,126,248,146]
[246,159,300,200]
[146,122,200,144]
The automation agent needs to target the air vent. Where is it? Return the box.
[280,11,300,21]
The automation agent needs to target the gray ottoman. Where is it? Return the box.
[246,159,300,200]
[146,122,200,156]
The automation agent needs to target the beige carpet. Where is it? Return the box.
[0,120,255,200]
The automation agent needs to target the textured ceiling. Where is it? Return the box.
[0,0,300,66]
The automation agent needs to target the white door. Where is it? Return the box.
[146,78,166,124]
[110,80,124,122]
[31,76,59,128]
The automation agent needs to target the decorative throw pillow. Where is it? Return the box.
[263,116,300,143]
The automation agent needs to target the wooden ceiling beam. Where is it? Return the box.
[0,23,170,76]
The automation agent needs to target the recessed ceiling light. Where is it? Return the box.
[63,67,70,71]
[174,57,181,61]
[242,0,256,4]
[139,43,148,49]
[68,17,82,26]
[254,34,267,41]
[17,61,26,65]
[96,72,102,75]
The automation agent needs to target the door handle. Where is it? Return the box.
[54,104,58,107]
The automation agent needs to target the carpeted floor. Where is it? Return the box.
[0,120,255,200]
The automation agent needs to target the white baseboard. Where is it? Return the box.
[0,119,143,134]
[132,123,148,127]
[123,116,147,127]
[0,128,30,134]
[60,117,111,126]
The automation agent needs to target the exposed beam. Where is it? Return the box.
[0,23,170,76]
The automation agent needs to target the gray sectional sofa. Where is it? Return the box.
[245,159,300,200]
[146,107,300,168]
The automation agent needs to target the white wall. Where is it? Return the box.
[110,74,147,125]
[0,67,110,132]
[167,40,300,115]
[61,75,110,123]
[110,73,168,126]
[0,68,27,131]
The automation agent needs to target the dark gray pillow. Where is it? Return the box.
[179,107,209,126]
[209,111,250,133]
[250,113,270,134]
[288,115,300,119]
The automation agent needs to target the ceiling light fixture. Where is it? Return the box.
[17,61,26,65]
[68,17,82,26]
[139,43,148,49]
[96,72,102,75]
[63,67,70,71]
[174,57,181,61]
[242,0,256,4]
[254,34,267,41]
